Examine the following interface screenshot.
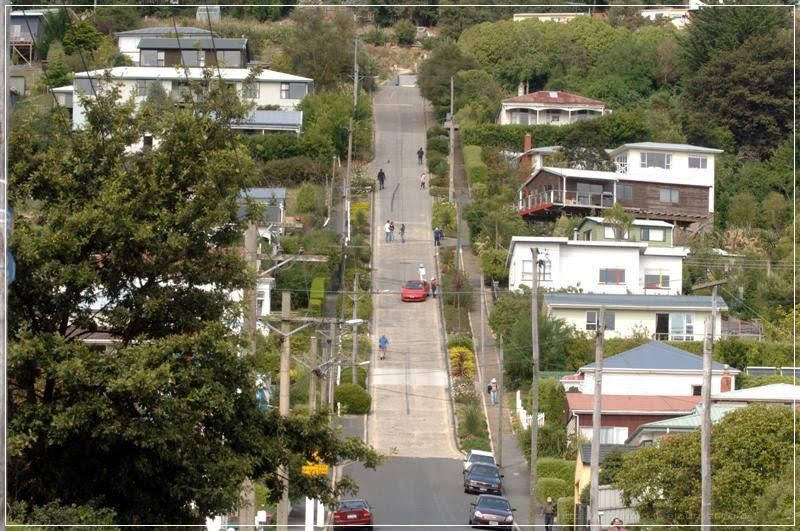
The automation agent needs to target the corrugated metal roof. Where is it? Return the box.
[504,90,607,106]
[74,66,312,83]
[138,37,247,51]
[540,166,620,181]
[712,383,800,402]
[580,341,732,371]
[582,216,673,228]
[567,393,702,414]
[579,443,633,464]
[545,293,728,311]
[241,188,287,201]
[115,26,216,36]
[608,142,723,157]
[232,110,303,131]
[626,404,740,443]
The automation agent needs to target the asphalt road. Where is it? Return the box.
[340,78,480,530]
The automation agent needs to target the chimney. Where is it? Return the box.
[518,82,525,96]
[720,366,732,393]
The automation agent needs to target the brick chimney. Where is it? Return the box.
[720,367,732,393]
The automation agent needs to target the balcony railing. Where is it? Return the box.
[518,189,614,212]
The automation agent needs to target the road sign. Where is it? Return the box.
[301,463,329,476]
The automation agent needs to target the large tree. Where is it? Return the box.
[8,77,379,524]
[417,40,478,117]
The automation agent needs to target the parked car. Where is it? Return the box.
[463,449,496,475]
[467,494,516,529]
[332,498,373,530]
[401,279,429,302]
[463,463,503,495]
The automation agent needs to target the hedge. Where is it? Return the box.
[462,145,487,186]
[460,434,491,452]
[429,186,449,198]
[256,156,322,186]
[557,496,574,526]
[334,383,371,414]
[427,125,447,139]
[447,334,475,352]
[308,276,326,315]
[245,133,306,161]
[427,135,449,155]
[340,366,368,389]
[536,477,570,504]
[428,157,449,177]
[537,458,574,485]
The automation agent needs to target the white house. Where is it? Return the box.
[544,293,727,341]
[562,341,739,396]
[512,12,588,23]
[115,26,217,64]
[507,235,687,294]
[499,90,610,126]
[67,66,312,132]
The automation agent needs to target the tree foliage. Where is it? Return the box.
[62,20,103,55]
[418,41,478,117]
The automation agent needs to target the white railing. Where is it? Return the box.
[518,189,614,212]
[516,389,545,430]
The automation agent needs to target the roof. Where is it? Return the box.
[240,188,287,202]
[137,37,247,51]
[520,166,620,188]
[608,142,724,157]
[115,26,216,37]
[567,393,702,415]
[581,216,673,228]
[10,10,51,17]
[580,341,735,372]
[626,404,740,443]
[579,444,633,465]
[712,383,800,402]
[74,66,312,83]
[232,110,303,132]
[545,293,729,312]
[503,90,607,106]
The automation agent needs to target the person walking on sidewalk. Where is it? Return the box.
[431,277,438,298]
[379,334,389,360]
[384,220,392,243]
[418,263,427,283]
[389,220,395,241]
[543,497,555,531]
[433,226,442,246]
[419,172,427,189]
[417,147,424,165]
[377,168,386,190]
[399,223,406,243]
[489,377,497,405]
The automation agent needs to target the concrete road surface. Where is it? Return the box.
[341,79,485,529]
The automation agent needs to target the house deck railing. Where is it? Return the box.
[518,189,614,212]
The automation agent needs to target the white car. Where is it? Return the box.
[463,449,496,475]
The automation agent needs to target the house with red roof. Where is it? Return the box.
[498,90,611,126]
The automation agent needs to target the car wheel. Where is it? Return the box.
[464,487,469,493]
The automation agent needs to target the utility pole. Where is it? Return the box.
[448,75,455,202]
[701,284,719,526]
[498,341,504,469]
[589,307,606,528]
[480,271,486,381]
[351,271,359,384]
[529,248,540,524]
[1,1,8,527]
[343,29,358,242]
[276,291,292,528]
[309,336,318,413]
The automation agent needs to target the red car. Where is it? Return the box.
[332,498,373,530]
[401,280,430,302]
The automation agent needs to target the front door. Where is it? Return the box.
[655,313,669,340]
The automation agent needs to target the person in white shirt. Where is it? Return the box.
[418,263,426,282]
[384,220,391,243]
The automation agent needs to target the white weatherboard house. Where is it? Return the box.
[544,293,727,341]
[115,26,217,64]
[562,341,739,396]
[507,235,687,295]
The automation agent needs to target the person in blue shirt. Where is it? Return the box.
[379,335,389,360]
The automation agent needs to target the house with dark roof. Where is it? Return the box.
[499,90,610,126]
[137,37,250,68]
[115,26,218,63]
[543,293,727,341]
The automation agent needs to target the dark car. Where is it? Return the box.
[463,463,503,495]
[332,498,373,530]
[400,279,429,302]
[468,494,516,529]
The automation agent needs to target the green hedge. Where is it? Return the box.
[447,334,475,352]
[428,157,449,177]
[427,125,447,139]
[429,186,449,198]
[334,383,371,414]
[536,477,570,504]
[537,458,575,485]
[460,435,491,452]
[462,145,487,185]
[256,156,322,186]
[340,366,368,389]
[557,496,574,526]
[427,135,449,155]
[308,276,327,315]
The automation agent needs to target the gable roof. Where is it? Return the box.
[579,444,633,465]
[504,90,607,106]
[626,404,740,443]
[566,393,702,415]
[545,293,728,312]
[137,37,247,51]
[115,26,216,37]
[580,341,734,372]
[580,216,673,228]
[74,66,312,83]
[712,383,800,403]
[608,142,723,157]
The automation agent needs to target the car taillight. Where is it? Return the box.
[362,510,371,517]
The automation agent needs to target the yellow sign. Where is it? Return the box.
[302,463,329,476]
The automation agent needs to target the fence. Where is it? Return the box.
[574,487,640,529]
[515,389,545,430]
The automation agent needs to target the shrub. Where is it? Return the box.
[479,249,509,281]
[337,289,373,321]
[334,383,371,414]
[536,477,569,504]
[557,496,574,526]
[296,183,325,216]
[429,186,449,198]
[429,173,448,188]
[443,269,472,308]
[460,435,491,452]
[363,27,389,46]
[394,19,416,45]
[460,404,486,438]
[432,200,457,233]
[428,157,449,176]
[448,334,475,352]
[340,366,368,389]
[308,276,326,315]
[537,458,575,485]
[351,201,369,229]
[427,135,449,155]
[257,156,321,186]
[245,133,306,161]
[453,377,479,405]
[427,125,447,139]
[462,145,488,185]
[449,346,476,379]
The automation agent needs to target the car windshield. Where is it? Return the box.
[338,500,367,510]
[470,465,499,478]
[478,497,511,512]
[471,454,495,465]
[404,281,423,289]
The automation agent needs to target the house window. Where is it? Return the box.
[688,156,707,169]
[659,188,679,203]
[143,134,153,149]
[216,50,241,67]
[281,82,307,100]
[580,426,628,444]
[669,313,694,341]
[604,226,628,239]
[640,152,672,169]
[617,184,633,201]
[256,289,266,317]
[180,49,201,67]
[74,77,96,96]
[599,268,625,284]
[242,81,259,99]
[539,258,552,281]
[615,154,628,173]
[136,79,155,97]
[549,110,560,123]
[521,259,534,281]
[586,310,615,331]
[641,228,665,242]
[644,270,670,289]
[692,385,702,396]
[140,49,165,67]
